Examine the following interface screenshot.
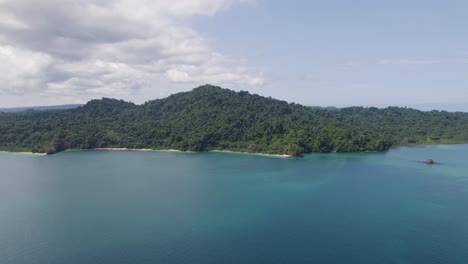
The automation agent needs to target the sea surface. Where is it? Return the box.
[1,145,468,264]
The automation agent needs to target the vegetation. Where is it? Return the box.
[0,104,82,113]
[1,85,468,156]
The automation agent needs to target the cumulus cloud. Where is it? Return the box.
[0,0,263,101]
[0,45,52,94]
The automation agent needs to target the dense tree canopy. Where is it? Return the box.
[1,85,467,156]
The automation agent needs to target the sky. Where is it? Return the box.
[0,0,467,111]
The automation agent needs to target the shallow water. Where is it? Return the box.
[1,145,467,263]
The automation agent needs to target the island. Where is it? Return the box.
[426,159,435,165]
[1,85,468,157]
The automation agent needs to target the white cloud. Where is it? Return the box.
[0,45,51,94]
[379,59,440,65]
[0,0,263,101]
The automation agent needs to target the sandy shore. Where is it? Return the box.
[1,148,291,158]
[86,148,291,158]
[93,148,154,151]
[154,149,189,152]
[210,150,292,158]
[94,148,201,154]
[0,151,46,156]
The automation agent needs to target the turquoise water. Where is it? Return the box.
[1,145,468,264]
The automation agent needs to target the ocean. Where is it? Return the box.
[1,145,467,263]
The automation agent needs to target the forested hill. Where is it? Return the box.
[0,104,82,113]
[1,85,468,156]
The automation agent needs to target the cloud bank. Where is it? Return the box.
[0,0,263,103]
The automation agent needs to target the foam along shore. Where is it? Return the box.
[91,148,187,153]
[0,148,291,158]
[0,151,46,156]
[81,148,291,158]
[209,150,292,158]
[92,148,154,151]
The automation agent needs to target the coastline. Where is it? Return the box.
[69,148,291,158]
[91,148,187,153]
[2,143,467,158]
[0,151,46,156]
[209,150,292,158]
[92,148,154,151]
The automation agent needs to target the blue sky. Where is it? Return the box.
[0,0,467,110]
[192,0,468,110]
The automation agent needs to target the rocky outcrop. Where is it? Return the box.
[425,159,435,165]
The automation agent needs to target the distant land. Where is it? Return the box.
[1,85,468,156]
[0,104,83,113]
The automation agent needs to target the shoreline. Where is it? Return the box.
[1,143,467,158]
[92,148,154,151]
[65,148,192,153]
[69,148,291,158]
[209,150,292,158]
[90,148,187,153]
[0,151,46,156]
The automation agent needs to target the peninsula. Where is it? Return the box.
[1,85,467,157]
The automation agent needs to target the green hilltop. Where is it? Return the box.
[1,85,468,156]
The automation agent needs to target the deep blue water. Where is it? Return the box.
[1,145,468,264]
